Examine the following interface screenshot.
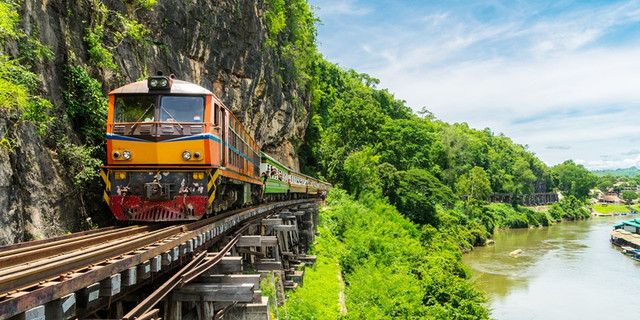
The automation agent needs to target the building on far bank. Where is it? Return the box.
[602,194,622,204]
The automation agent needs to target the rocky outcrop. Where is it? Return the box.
[509,249,523,257]
[0,109,89,244]
[0,0,310,245]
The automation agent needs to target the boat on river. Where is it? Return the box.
[620,246,640,255]
[611,221,640,259]
[610,228,640,248]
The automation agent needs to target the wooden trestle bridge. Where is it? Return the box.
[0,199,320,320]
[488,193,559,206]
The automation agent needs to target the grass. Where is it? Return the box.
[280,224,343,319]
[590,204,638,214]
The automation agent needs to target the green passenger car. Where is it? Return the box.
[260,152,290,195]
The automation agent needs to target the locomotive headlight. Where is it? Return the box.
[122,150,132,160]
[182,150,192,160]
[147,73,172,90]
[193,172,205,180]
[194,152,201,159]
[113,151,121,159]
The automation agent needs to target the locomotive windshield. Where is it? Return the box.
[114,95,156,123]
[113,95,205,123]
[160,96,205,122]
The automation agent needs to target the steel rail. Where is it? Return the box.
[181,224,251,284]
[0,225,184,296]
[0,226,119,252]
[0,232,156,276]
[0,225,158,270]
[0,226,178,288]
[0,202,281,296]
[0,224,203,319]
[135,309,160,320]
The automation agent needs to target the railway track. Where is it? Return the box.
[0,224,182,299]
[0,199,316,319]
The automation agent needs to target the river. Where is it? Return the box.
[463,215,640,320]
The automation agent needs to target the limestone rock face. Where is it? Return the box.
[0,0,309,244]
[0,109,87,245]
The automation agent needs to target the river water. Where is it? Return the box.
[463,215,640,320]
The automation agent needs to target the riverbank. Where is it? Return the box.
[480,196,590,235]
[463,215,640,319]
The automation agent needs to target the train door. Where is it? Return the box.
[221,109,227,166]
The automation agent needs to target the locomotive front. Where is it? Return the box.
[101,73,219,221]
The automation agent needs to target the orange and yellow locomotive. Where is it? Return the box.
[101,73,262,221]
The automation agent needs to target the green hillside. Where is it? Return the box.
[591,167,640,177]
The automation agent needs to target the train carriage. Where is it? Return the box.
[288,171,308,195]
[260,152,291,200]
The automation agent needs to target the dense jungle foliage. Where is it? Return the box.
[266,0,599,318]
[285,190,488,319]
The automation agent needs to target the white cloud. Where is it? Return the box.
[311,0,640,169]
[386,47,640,116]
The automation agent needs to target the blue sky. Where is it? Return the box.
[308,0,640,170]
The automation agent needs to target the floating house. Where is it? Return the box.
[611,219,640,248]
[613,219,640,233]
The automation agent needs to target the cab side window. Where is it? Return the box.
[214,104,220,126]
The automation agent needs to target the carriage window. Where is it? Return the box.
[160,96,205,122]
[114,95,157,123]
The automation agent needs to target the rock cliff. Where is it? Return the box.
[0,0,310,245]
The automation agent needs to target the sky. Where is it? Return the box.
[307,0,640,170]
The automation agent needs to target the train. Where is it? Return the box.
[100,72,330,222]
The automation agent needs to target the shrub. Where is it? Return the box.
[55,136,102,189]
[63,64,107,148]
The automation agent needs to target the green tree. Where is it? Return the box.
[622,190,638,204]
[377,117,438,171]
[343,148,380,199]
[390,168,455,226]
[377,162,399,197]
[598,179,613,193]
[457,166,492,202]
[551,160,597,200]
[503,158,536,206]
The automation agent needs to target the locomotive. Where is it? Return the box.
[100,73,330,222]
